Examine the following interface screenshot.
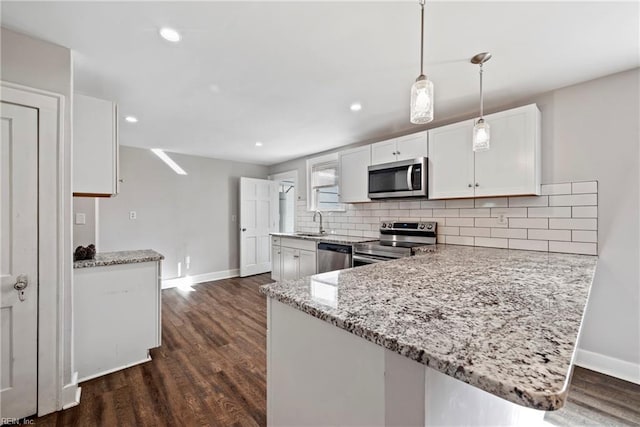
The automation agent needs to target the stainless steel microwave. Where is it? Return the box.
[368,157,428,199]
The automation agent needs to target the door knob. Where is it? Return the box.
[14,275,28,302]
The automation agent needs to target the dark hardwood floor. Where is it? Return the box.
[34,273,639,426]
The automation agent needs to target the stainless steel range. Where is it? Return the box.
[353,221,437,266]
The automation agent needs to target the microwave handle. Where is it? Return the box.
[407,164,414,190]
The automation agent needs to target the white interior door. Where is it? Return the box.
[240,177,278,277]
[1,102,39,420]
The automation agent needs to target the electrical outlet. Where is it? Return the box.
[497,214,507,225]
[129,211,137,220]
[75,213,86,225]
[231,214,237,222]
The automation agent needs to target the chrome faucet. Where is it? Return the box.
[312,210,325,234]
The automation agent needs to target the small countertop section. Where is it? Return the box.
[74,249,164,269]
[271,232,374,245]
[260,244,597,411]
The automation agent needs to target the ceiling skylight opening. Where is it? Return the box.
[151,149,187,175]
[159,27,181,43]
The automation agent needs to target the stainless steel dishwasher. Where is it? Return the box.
[317,242,353,273]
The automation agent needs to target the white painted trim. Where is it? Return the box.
[575,348,640,385]
[78,355,152,383]
[1,81,70,416]
[161,269,240,289]
[60,372,80,410]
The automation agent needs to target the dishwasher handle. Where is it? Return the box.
[317,242,353,254]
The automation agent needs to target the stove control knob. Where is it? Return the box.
[427,224,433,229]
[381,223,386,228]
[388,223,394,228]
[419,224,425,229]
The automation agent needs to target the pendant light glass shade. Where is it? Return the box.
[410,76,434,124]
[473,118,490,151]
[471,52,492,152]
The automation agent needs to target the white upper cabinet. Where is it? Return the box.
[428,120,476,199]
[339,145,371,203]
[428,104,541,199]
[371,131,428,165]
[473,105,541,197]
[73,93,119,197]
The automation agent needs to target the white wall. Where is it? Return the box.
[0,27,75,390]
[73,198,97,248]
[269,68,640,380]
[98,146,269,279]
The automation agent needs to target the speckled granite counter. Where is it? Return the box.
[260,244,597,410]
[73,249,164,269]
[271,232,374,244]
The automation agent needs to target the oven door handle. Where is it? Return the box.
[353,254,388,265]
[407,164,414,190]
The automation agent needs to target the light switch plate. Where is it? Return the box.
[75,213,86,225]
[129,211,137,220]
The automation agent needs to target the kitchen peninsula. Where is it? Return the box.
[260,245,597,426]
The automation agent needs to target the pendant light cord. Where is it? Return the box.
[420,0,425,76]
[479,63,484,118]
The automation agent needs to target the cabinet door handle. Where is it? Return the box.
[392,151,396,155]
[475,183,479,187]
[293,255,299,258]
[396,151,400,155]
[468,184,473,188]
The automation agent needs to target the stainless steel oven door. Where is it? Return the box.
[368,157,428,199]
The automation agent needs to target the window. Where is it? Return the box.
[307,154,345,212]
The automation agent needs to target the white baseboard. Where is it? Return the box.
[161,268,240,289]
[575,348,640,385]
[60,371,81,410]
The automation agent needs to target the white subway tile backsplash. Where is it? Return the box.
[446,217,475,227]
[398,201,421,209]
[475,217,508,228]
[572,230,597,243]
[527,207,572,218]
[528,229,571,241]
[296,180,597,255]
[460,227,491,237]
[549,241,597,255]
[433,209,460,217]
[475,237,508,248]
[460,208,490,217]
[421,200,446,208]
[549,218,597,230]
[475,197,508,208]
[491,228,527,239]
[509,196,549,207]
[439,226,460,236]
[509,239,548,252]
[541,183,572,195]
[572,181,597,194]
[549,194,597,206]
[445,199,475,208]
[445,235,475,246]
[490,207,527,218]
[572,206,598,218]
[509,218,548,229]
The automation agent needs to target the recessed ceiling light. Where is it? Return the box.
[255,141,263,147]
[125,116,138,123]
[350,102,362,112]
[159,27,181,43]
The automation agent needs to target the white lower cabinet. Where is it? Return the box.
[74,261,161,381]
[428,104,541,199]
[272,237,317,281]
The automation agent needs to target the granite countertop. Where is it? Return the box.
[260,244,597,411]
[271,232,374,245]
[74,249,164,269]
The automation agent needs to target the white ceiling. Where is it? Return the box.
[2,1,638,165]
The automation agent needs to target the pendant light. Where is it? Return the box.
[410,0,434,124]
[471,52,492,151]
